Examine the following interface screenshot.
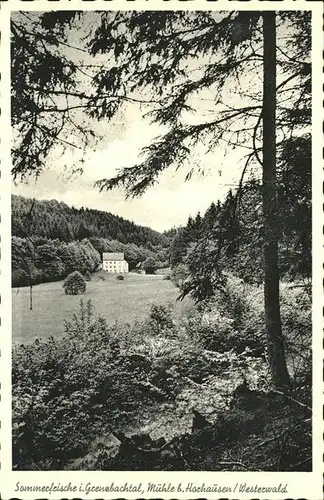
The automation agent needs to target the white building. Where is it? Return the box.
[102,252,129,273]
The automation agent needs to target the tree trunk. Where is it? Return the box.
[29,281,33,311]
[262,12,290,390]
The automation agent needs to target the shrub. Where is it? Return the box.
[147,304,175,334]
[84,270,92,281]
[142,256,158,274]
[63,271,86,295]
[176,276,265,356]
[280,284,311,382]
[170,263,188,288]
[12,300,163,470]
[99,275,106,281]
[211,276,265,354]
[116,274,125,281]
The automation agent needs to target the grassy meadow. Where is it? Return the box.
[12,272,191,344]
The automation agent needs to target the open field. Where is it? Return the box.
[12,273,192,344]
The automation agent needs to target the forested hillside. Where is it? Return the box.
[12,195,168,248]
[169,139,311,300]
[12,195,171,287]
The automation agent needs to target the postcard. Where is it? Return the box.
[0,0,322,498]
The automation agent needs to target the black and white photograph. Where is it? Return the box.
[0,1,323,498]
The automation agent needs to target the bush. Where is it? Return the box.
[12,300,164,470]
[84,270,92,281]
[280,284,311,382]
[170,263,188,288]
[63,271,86,295]
[142,256,158,274]
[180,301,264,356]
[201,275,266,354]
[116,274,125,281]
[147,304,175,334]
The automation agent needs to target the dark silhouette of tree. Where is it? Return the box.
[169,228,189,268]
[262,12,290,389]
[203,202,219,232]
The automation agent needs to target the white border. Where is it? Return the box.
[0,1,323,499]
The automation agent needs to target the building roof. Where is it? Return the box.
[103,252,125,261]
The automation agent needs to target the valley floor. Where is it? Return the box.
[12,272,191,344]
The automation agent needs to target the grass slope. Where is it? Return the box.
[12,273,190,344]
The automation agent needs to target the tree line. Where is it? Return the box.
[12,237,100,288]
[12,195,171,288]
[12,234,170,288]
[170,145,311,298]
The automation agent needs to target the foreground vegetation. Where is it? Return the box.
[12,275,311,471]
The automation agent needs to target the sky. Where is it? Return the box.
[13,112,244,232]
[12,11,261,232]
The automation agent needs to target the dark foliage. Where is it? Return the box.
[12,195,169,248]
[12,236,100,287]
[11,11,310,191]
[169,144,311,299]
[63,271,86,295]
